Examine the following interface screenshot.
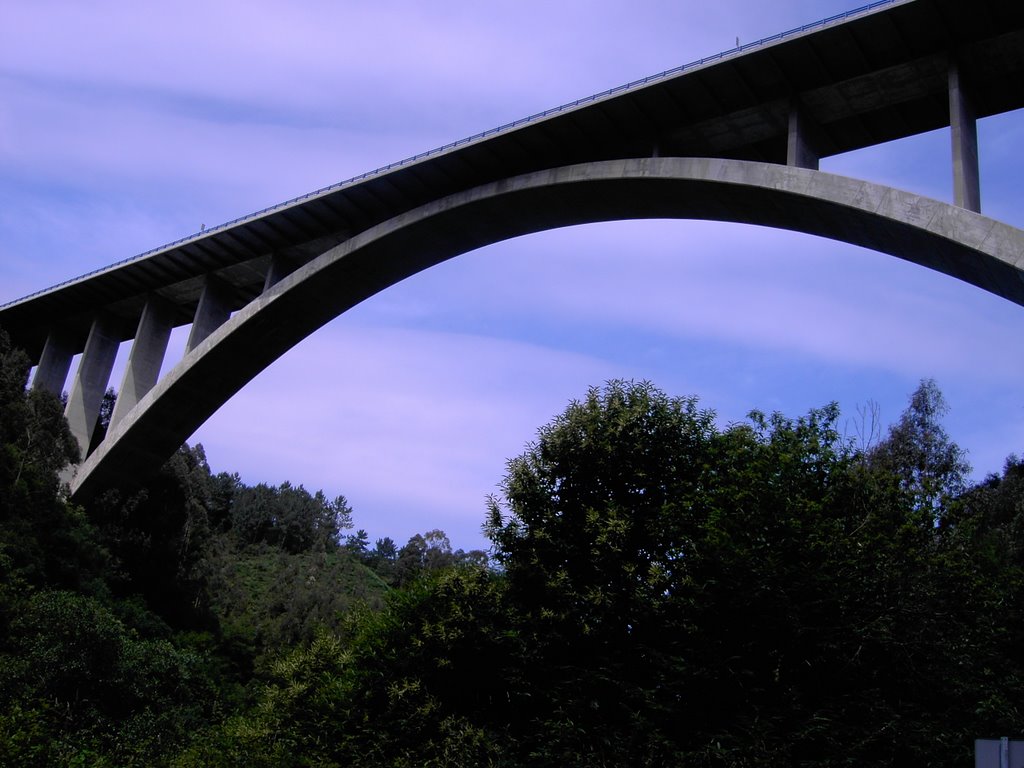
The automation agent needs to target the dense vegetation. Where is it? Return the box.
[1,326,1022,765]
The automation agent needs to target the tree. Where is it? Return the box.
[481,380,1002,766]
[1,589,220,765]
[173,568,512,768]
[0,328,78,500]
[230,482,350,553]
[868,378,970,521]
[0,328,99,595]
[87,388,117,456]
[389,530,487,586]
[369,536,398,564]
[84,444,219,627]
[486,380,718,641]
[344,528,370,557]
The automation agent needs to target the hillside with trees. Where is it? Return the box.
[1,327,1022,766]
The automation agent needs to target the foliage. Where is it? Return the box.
[0,329,397,763]
[867,378,970,520]
[205,543,387,673]
[0,590,219,766]
[0,329,79,488]
[175,566,513,767]
[85,444,221,628]
[391,529,488,587]
[0,329,95,596]
[230,481,351,554]
[475,381,1022,765]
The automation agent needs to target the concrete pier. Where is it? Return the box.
[263,255,297,292]
[949,60,981,213]
[64,315,119,457]
[787,104,819,171]
[186,277,231,353]
[32,329,75,397]
[109,297,174,428]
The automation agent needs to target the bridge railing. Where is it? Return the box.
[1,0,899,310]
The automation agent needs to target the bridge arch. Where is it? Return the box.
[72,157,1024,498]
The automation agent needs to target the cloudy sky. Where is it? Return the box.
[2,0,1022,551]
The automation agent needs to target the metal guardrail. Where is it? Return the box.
[1,0,899,309]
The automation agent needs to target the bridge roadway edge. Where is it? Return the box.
[70,157,1024,499]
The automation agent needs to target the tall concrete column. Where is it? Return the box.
[787,103,819,170]
[65,314,119,458]
[32,328,76,396]
[263,254,297,292]
[949,60,981,212]
[186,275,231,354]
[109,297,174,429]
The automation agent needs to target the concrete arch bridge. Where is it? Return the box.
[1,0,1022,498]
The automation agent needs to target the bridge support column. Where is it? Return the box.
[787,104,819,171]
[186,276,231,353]
[109,297,174,429]
[32,328,75,397]
[949,61,981,213]
[263,254,297,292]
[65,315,119,458]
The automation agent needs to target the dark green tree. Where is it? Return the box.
[0,328,78,504]
[230,482,350,553]
[482,380,1007,765]
[173,566,512,768]
[390,530,487,586]
[867,378,970,521]
[85,444,218,627]
[344,528,370,557]
[0,332,225,765]
[86,387,117,456]
[0,329,102,597]
[1,589,220,766]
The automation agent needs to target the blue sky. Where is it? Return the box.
[2,0,1022,551]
